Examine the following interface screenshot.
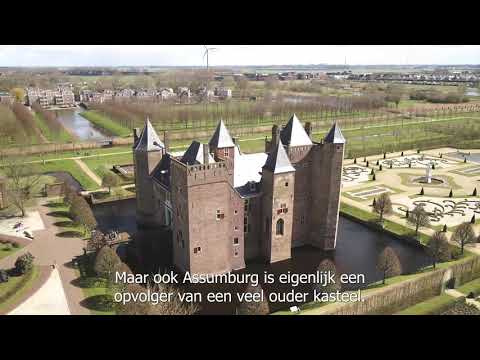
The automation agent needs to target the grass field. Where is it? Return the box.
[37,160,99,190]
[81,111,131,137]
[82,152,133,180]
[0,243,23,260]
[457,277,480,297]
[395,293,457,315]
[0,266,39,314]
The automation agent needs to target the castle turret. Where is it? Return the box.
[261,140,295,263]
[209,119,235,182]
[134,118,165,227]
[280,113,313,147]
[310,122,345,250]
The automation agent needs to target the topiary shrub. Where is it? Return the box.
[473,188,477,197]
[420,187,424,196]
[449,189,453,198]
[14,252,35,275]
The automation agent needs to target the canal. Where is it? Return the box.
[54,108,109,141]
[91,199,431,314]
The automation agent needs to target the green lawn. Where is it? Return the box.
[457,277,480,297]
[0,266,39,314]
[340,202,430,244]
[81,111,131,137]
[82,152,133,180]
[395,293,457,315]
[37,159,99,191]
[0,243,23,260]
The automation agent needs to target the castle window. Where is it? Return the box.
[194,247,202,254]
[278,203,288,214]
[234,226,238,231]
[233,237,239,245]
[244,199,250,213]
[181,240,185,248]
[276,219,284,236]
[301,215,305,224]
[224,148,229,157]
[234,248,239,257]
[285,182,288,187]
[216,210,225,220]
[234,209,238,215]
[249,182,256,192]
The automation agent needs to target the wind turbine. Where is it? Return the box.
[203,45,218,73]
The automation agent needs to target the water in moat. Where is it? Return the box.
[91,199,431,314]
[54,108,109,141]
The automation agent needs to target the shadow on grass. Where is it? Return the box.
[71,276,107,289]
[53,220,76,228]
[80,294,114,312]
[47,211,71,218]
[44,202,66,208]
[56,230,84,238]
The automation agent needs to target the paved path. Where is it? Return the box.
[74,158,102,186]
[9,268,70,315]
[0,199,90,315]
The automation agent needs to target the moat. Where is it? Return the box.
[91,199,431,314]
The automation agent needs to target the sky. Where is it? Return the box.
[0,45,479,67]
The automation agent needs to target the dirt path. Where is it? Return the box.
[74,159,102,186]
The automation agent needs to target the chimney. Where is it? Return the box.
[272,125,280,147]
[133,128,140,147]
[305,122,312,138]
[164,131,169,152]
[203,144,210,165]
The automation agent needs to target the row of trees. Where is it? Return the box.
[31,103,72,140]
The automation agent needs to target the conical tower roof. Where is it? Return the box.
[280,113,313,146]
[324,122,345,144]
[263,140,295,174]
[135,118,164,151]
[181,141,215,165]
[209,119,235,148]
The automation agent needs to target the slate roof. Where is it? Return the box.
[280,113,313,147]
[209,119,235,148]
[324,122,346,144]
[263,140,295,174]
[180,141,215,165]
[135,118,165,151]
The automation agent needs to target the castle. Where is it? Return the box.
[133,114,345,275]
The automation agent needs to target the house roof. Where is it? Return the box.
[280,113,313,147]
[324,122,346,144]
[180,141,215,165]
[134,118,164,152]
[209,119,235,149]
[263,140,295,174]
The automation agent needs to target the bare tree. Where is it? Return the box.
[452,222,476,255]
[372,193,393,222]
[237,282,270,315]
[377,246,402,284]
[407,204,430,237]
[2,157,42,217]
[102,173,121,194]
[427,231,451,269]
[315,259,341,295]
